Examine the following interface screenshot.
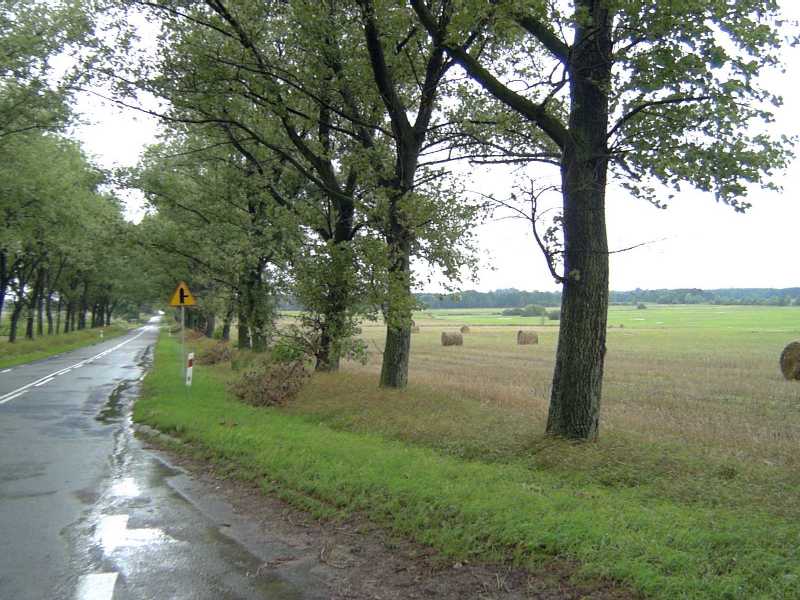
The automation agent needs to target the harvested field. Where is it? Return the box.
[305,305,800,491]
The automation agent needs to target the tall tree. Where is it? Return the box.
[103,0,479,385]
[412,0,792,438]
[0,0,91,139]
[132,134,299,349]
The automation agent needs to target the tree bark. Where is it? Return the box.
[36,269,45,337]
[55,294,62,334]
[0,250,7,324]
[26,268,45,340]
[240,259,271,352]
[78,281,88,330]
[221,298,235,342]
[379,235,413,388]
[25,301,35,340]
[204,312,216,338]
[237,303,249,349]
[9,300,25,343]
[545,1,612,441]
[45,290,53,335]
[314,242,353,372]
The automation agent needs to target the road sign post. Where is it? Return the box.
[168,281,197,393]
[181,305,185,382]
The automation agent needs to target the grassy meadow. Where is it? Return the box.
[136,304,800,598]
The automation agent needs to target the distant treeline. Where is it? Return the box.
[415,288,800,309]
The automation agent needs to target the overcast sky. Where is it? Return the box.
[71,4,800,293]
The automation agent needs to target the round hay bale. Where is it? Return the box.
[780,341,800,380]
[460,325,471,334]
[517,330,538,345]
[441,332,463,346]
[411,325,420,333]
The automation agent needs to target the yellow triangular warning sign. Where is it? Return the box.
[169,281,197,306]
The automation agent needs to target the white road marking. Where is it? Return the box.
[0,329,147,406]
[34,377,55,387]
[1,369,11,373]
[75,572,118,600]
[0,390,28,405]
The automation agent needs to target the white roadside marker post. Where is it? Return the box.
[186,352,194,387]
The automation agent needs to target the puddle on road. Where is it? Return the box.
[95,514,175,553]
[110,476,141,499]
[95,380,132,424]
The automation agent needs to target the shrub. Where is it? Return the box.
[231,349,260,372]
[196,341,232,365]
[501,304,548,317]
[547,309,560,321]
[636,303,647,310]
[271,336,308,363]
[229,357,310,407]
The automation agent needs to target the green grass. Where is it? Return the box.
[137,332,800,599]
[420,304,800,330]
[0,323,134,368]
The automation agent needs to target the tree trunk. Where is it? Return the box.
[26,269,44,340]
[314,245,353,372]
[46,291,54,335]
[545,1,612,441]
[205,313,217,338]
[9,300,25,343]
[237,304,249,349]
[78,282,88,330]
[240,259,271,352]
[55,295,62,334]
[0,250,7,324]
[221,299,235,342]
[379,237,413,388]
[36,269,45,336]
[25,302,35,340]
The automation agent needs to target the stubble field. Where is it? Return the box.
[292,304,800,515]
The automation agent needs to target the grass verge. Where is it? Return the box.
[136,333,800,599]
[0,323,135,368]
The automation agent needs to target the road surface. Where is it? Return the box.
[0,319,317,600]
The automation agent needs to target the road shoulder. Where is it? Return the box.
[135,427,635,600]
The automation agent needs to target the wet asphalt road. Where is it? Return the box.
[0,319,317,600]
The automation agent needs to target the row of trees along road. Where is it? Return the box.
[97,1,792,440]
[0,1,158,343]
